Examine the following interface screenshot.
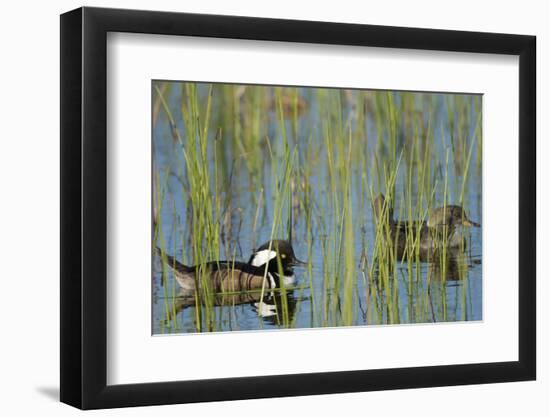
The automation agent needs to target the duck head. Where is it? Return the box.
[372,194,395,225]
[427,205,481,229]
[248,240,306,274]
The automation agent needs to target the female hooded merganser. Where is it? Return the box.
[372,194,480,261]
[159,239,306,293]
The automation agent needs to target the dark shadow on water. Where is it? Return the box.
[36,386,59,401]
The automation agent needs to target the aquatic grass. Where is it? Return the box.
[342,127,356,326]
[254,90,298,320]
[298,131,318,326]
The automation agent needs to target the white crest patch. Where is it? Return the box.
[250,249,277,267]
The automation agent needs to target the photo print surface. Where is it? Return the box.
[152,81,482,334]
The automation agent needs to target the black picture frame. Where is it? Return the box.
[60,6,536,410]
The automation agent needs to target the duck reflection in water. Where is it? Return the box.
[429,255,482,282]
[162,289,299,328]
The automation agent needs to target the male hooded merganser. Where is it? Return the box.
[158,239,306,293]
[372,194,480,260]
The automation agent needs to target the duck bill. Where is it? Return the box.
[463,219,481,227]
[291,258,308,267]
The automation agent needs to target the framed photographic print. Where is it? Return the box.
[60,6,536,409]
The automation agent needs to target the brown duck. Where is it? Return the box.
[372,194,480,261]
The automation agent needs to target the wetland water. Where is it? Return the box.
[152,82,482,334]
